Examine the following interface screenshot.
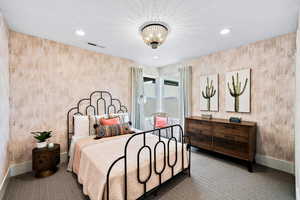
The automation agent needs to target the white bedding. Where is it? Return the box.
[67,128,143,171]
[67,135,92,171]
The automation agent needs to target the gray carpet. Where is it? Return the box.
[4,149,295,200]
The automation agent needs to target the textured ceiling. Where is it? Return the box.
[0,0,299,66]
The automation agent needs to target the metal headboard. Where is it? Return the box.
[67,91,128,151]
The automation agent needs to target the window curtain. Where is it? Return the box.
[295,13,300,200]
[179,65,192,129]
[131,67,145,130]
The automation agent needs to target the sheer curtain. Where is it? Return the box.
[179,65,192,129]
[131,67,145,130]
[295,13,300,200]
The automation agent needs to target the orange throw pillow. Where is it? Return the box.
[100,117,120,126]
[155,116,168,128]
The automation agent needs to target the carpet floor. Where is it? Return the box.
[3,149,295,200]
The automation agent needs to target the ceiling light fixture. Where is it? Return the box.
[75,29,85,36]
[220,28,231,35]
[140,22,169,49]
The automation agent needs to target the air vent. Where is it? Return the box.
[87,42,106,48]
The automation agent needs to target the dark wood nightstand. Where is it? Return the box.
[32,144,60,177]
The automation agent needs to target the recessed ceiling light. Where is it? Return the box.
[75,29,85,36]
[220,28,231,35]
[153,56,159,59]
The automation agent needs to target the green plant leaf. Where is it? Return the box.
[31,131,52,142]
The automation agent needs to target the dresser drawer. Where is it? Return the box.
[186,119,212,132]
[186,127,212,136]
[213,123,249,138]
[214,132,248,143]
[186,131,212,150]
[213,137,249,160]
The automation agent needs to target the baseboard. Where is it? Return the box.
[0,169,10,200]
[9,152,68,177]
[256,154,295,174]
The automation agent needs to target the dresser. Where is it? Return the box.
[185,117,256,172]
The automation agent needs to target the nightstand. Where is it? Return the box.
[32,144,60,177]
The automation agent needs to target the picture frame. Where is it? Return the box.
[200,74,219,112]
[225,69,251,113]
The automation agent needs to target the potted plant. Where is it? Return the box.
[31,131,52,148]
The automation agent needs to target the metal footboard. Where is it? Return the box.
[106,124,191,200]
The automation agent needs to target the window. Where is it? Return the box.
[163,79,179,118]
[143,77,157,118]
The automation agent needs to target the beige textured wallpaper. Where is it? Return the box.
[187,33,296,162]
[0,14,10,183]
[9,31,135,164]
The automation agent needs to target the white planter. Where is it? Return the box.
[37,141,47,148]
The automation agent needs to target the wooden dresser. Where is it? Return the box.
[185,116,256,172]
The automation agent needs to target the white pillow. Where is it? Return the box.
[110,113,130,123]
[89,114,108,135]
[74,115,90,137]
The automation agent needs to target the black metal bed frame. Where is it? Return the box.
[67,91,191,200]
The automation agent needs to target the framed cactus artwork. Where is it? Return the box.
[226,69,251,113]
[200,74,219,111]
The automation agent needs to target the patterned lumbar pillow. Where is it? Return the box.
[95,122,132,138]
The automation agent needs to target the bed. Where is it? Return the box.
[67,91,191,200]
